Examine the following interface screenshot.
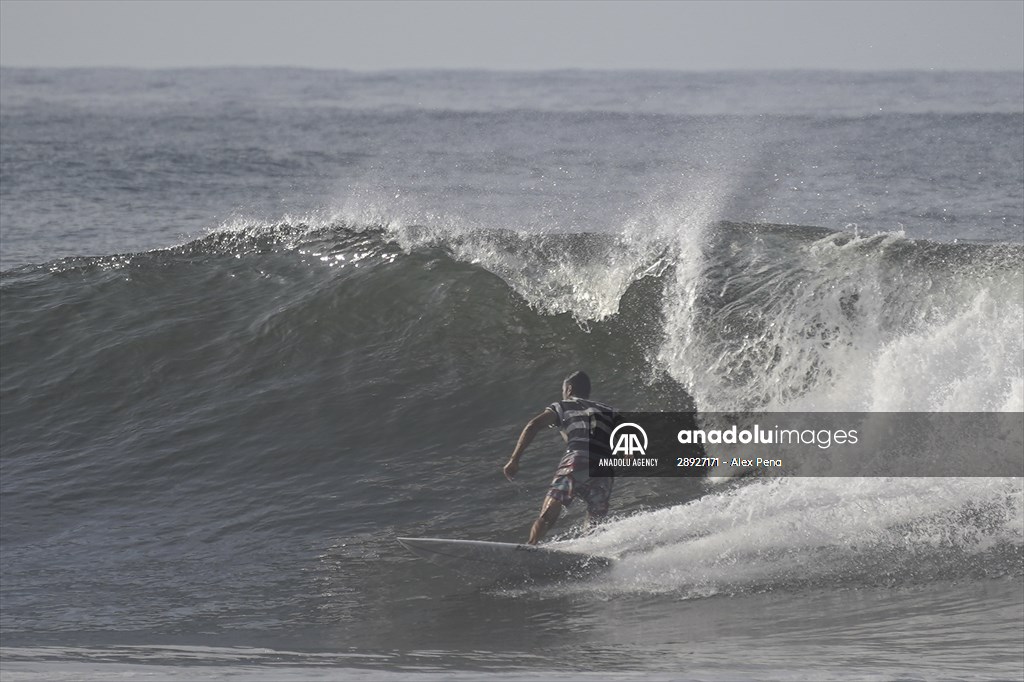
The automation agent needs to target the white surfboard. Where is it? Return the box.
[397,536,613,581]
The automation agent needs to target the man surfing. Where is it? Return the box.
[503,371,620,544]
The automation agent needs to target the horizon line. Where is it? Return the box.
[3,64,1023,74]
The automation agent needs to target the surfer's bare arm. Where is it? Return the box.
[503,410,557,481]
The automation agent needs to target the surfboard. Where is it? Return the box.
[397,536,613,581]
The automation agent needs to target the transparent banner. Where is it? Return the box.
[590,412,1024,477]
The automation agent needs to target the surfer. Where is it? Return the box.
[503,371,619,544]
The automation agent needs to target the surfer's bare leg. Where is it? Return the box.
[529,496,562,545]
[580,479,612,533]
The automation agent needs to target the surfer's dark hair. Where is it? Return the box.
[563,371,591,398]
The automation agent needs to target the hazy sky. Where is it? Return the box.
[1,0,1022,71]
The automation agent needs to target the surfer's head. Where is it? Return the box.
[562,371,591,399]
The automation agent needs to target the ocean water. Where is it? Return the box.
[1,69,1022,680]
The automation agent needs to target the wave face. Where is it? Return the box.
[2,220,1021,618]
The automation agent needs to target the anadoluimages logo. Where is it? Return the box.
[610,422,648,456]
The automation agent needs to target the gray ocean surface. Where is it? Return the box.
[1,69,1023,680]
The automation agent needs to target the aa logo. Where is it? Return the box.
[610,422,648,456]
